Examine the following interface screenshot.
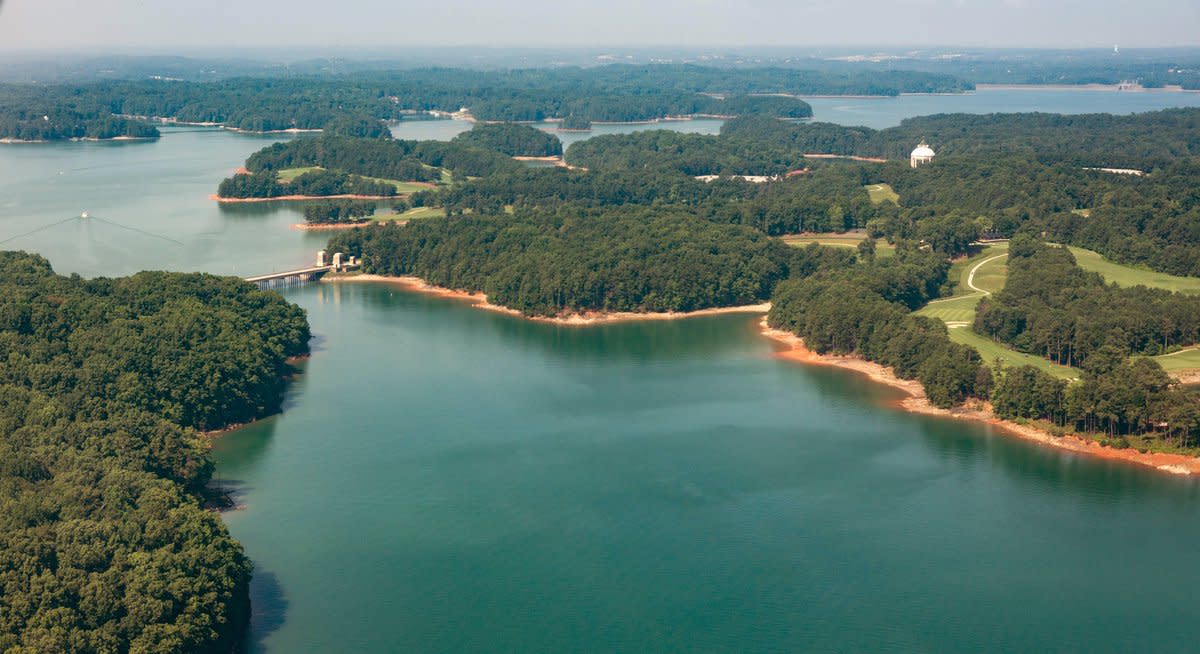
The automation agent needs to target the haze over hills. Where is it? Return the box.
[1,0,1198,50]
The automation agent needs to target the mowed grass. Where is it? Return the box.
[1068,246,1200,294]
[864,183,899,205]
[915,242,1080,379]
[949,328,1079,379]
[387,206,444,221]
[277,167,438,194]
[781,233,896,258]
[276,166,320,182]
[915,243,1009,324]
[1150,348,1200,373]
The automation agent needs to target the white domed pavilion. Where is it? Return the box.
[910,141,936,168]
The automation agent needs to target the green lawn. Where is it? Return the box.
[864,183,899,205]
[914,242,1080,379]
[277,167,438,194]
[1068,246,1200,294]
[949,327,1079,380]
[389,206,444,221]
[277,166,320,182]
[781,233,896,258]
[1149,347,1200,373]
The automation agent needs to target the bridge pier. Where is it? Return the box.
[244,251,360,290]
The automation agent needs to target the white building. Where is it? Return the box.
[910,141,936,168]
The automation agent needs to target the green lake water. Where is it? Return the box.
[2,89,1200,652]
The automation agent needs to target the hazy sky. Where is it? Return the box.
[0,0,1196,51]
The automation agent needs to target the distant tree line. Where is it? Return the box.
[721,109,1200,169]
[0,251,310,652]
[0,64,977,139]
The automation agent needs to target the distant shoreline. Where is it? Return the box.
[976,83,1197,93]
[759,319,1200,476]
[0,135,157,144]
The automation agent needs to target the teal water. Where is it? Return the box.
[213,283,1200,653]
[2,92,1200,652]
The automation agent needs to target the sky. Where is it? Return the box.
[0,0,1196,51]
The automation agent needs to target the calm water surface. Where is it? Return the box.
[2,91,1200,652]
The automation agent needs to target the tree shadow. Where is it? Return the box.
[240,568,289,653]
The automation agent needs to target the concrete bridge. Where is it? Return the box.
[245,250,360,290]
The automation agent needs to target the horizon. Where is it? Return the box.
[0,0,1198,51]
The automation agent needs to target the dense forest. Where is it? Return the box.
[721,109,1200,168]
[326,209,794,316]
[981,240,1200,443]
[217,134,527,198]
[0,251,310,652]
[976,236,1200,365]
[217,168,399,199]
[452,123,563,157]
[565,129,810,176]
[769,246,990,408]
[425,164,892,235]
[0,64,976,140]
[558,110,1200,276]
[0,85,159,141]
[303,201,377,224]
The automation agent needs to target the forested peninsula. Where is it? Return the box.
[321,105,1200,462]
[0,64,978,141]
[0,252,310,652]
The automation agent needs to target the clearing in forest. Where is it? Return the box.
[1068,246,1200,295]
[864,183,899,205]
[915,243,1079,379]
[278,166,437,193]
[781,232,895,257]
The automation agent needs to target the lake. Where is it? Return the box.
[2,89,1200,652]
[390,87,1200,147]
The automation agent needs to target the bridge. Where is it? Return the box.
[245,250,360,290]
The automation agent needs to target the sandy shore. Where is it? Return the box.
[760,318,1200,476]
[212,193,400,203]
[325,273,771,325]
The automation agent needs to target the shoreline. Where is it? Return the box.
[976,83,1196,93]
[1,135,157,144]
[759,318,1200,476]
[212,193,399,203]
[324,273,771,325]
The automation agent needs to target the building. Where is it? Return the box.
[910,141,936,168]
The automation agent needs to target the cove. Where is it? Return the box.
[214,283,1200,653]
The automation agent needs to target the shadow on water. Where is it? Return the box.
[217,202,298,218]
[772,344,1200,498]
[240,568,289,653]
[210,417,281,499]
[349,282,760,363]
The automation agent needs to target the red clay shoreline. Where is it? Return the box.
[758,318,1200,476]
[255,272,1200,475]
[324,274,771,325]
